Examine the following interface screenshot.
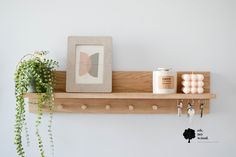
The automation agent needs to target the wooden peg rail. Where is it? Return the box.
[25,71,216,114]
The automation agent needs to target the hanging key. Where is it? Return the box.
[177,100,183,117]
[187,102,195,123]
[187,103,192,117]
[200,103,204,118]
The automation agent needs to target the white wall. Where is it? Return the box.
[1,0,236,156]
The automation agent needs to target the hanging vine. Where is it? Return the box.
[14,51,58,157]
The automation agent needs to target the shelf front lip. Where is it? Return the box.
[25,93,216,100]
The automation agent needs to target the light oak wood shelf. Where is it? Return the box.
[25,92,216,100]
[26,71,215,114]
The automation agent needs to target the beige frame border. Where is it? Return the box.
[66,36,112,92]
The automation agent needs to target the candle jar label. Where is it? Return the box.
[158,76,174,89]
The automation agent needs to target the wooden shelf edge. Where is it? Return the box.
[25,93,216,100]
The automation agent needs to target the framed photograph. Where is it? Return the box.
[66,36,112,92]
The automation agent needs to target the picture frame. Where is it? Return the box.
[66,36,112,92]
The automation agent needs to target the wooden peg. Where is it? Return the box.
[152,105,158,110]
[128,105,134,111]
[57,104,63,110]
[105,105,111,110]
[81,105,87,110]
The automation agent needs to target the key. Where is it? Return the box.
[200,103,204,118]
[177,101,183,117]
[187,103,192,117]
[187,103,195,123]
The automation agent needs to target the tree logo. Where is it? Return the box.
[183,128,196,143]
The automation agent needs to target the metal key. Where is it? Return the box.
[187,103,195,123]
[177,100,183,117]
[200,103,204,118]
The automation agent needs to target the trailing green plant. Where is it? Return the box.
[14,51,58,157]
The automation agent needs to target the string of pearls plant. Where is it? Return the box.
[14,51,58,157]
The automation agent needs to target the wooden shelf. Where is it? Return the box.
[26,71,215,114]
[25,92,216,100]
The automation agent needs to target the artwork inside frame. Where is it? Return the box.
[66,36,112,92]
